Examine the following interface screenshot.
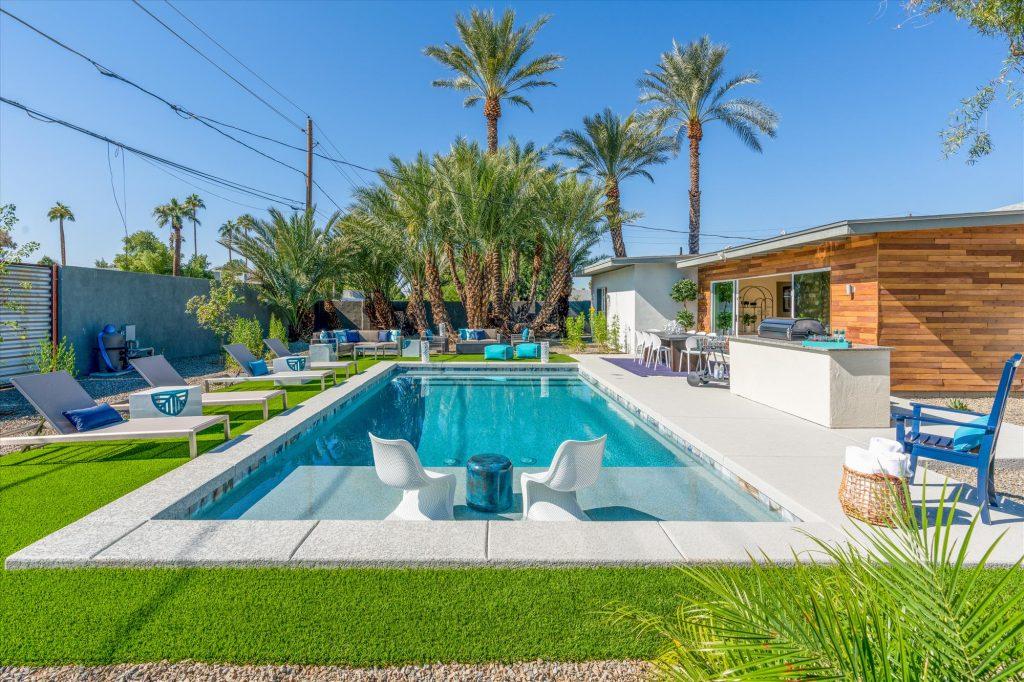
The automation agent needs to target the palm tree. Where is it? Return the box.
[182,193,206,258]
[233,208,343,336]
[218,219,237,262]
[530,171,604,332]
[236,214,256,267]
[152,198,186,275]
[424,8,563,152]
[638,36,778,254]
[554,109,673,257]
[46,202,75,266]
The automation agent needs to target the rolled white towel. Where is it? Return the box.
[845,446,879,475]
[869,437,904,455]
[845,445,908,477]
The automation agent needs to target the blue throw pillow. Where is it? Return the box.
[471,329,486,341]
[953,415,989,452]
[63,404,124,432]
[424,329,433,339]
[521,328,530,341]
[377,330,390,342]
[344,330,359,343]
[248,359,269,376]
[459,328,469,340]
[390,329,401,341]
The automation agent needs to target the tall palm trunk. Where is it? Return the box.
[502,247,520,322]
[406,277,428,333]
[605,176,626,257]
[226,238,233,262]
[58,218,66,266]
[485,248,503,322]
[368,289,397,329]
[172,227,182,276]
[444,242,466,307]
[424,253,454,339]
[192,219,198,258]
[462,250,485,328]
[484,97,501,152]
[531,246,570,331]
[687,121,702,255]
[525,239,544,312]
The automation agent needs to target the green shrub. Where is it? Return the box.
[609,488,1024,680]
[269,314,289,346]
[186,276,240,340]
[227,316,265,369]
[947,398,971,411]
[591,308,608,350]
[564,311,587,353]
[607,314,622,352]
[670,279,698,303]
[33,337,77,376]
[676,309,695,330]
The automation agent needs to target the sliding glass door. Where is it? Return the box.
[711,280,736,335]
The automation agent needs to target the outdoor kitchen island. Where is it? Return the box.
[728,336,892,428]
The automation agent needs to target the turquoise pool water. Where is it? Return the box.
[193,369,785,521]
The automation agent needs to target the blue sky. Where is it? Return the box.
[1,0,1020,267]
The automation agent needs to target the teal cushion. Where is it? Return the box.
[521,328,530,341]
[459,328,469,340]
[248,359,269,376]
[516,342,540,359]
[484,344,514,360]
[953,415,989,452]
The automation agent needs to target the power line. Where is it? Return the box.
[130,0,305,132]
[106,142,128,236]
[1,97,306,208]
[162,0,310,119]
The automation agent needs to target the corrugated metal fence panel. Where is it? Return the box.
[0,264,53,382]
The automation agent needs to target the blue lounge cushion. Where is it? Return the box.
[484,344,514,360]
[516,342,540,359]
[62,404,124,432]
[248,359,270,376]
[953,415,989,452]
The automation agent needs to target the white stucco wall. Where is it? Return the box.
[590,263,698,352]
[592,266,636,352]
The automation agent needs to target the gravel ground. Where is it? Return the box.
[0,354,231,455]
[0,661,652,681]
[894,393,1024,426]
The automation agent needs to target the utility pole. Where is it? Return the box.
[305,117,313,212]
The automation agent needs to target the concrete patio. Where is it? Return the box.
[6,356,1022,569]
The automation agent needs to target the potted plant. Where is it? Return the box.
[740,312,758,334]
[671,279,698,330]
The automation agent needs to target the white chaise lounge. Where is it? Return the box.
[130,355,287,420]
[210,344,333,391]
[1,371,230,458]
[521,436,606,521]
[263,338,354,379]
[369,433,456,520]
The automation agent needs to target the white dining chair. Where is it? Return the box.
[648,334,671,370]
[678,335,702,373]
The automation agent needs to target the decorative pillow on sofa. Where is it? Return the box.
[377,330,391,342]
[390,329,401,341]
[62,404,124,432]
[458,328,469,340]
[471,329,486,341]
[345,330,360,343]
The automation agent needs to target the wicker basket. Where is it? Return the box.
[838,466,909,526]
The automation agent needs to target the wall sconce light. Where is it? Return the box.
[846,284,855,297]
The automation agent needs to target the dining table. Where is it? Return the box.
[651,331,698,373]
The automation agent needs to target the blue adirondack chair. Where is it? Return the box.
[895,353,1021,524]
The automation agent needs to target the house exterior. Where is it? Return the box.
[679,209,1024,393]
[581,256,694,352]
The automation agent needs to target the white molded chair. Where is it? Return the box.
[369,433,456,520]
[677,335,701,373]
[648,335,670,370]
[521,436,607,521]
[633,331,647,364]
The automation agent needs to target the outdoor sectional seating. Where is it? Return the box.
[313,330,400,358]
[455,328,503,354]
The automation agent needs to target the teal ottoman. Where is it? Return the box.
[484,344,514,360]
[516,342,540,359]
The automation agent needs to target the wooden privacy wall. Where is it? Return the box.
[696,224,1024,392]
[877,225,1024,392]
[697,235,881,345]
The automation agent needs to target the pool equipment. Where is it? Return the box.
[97,324,126,372]
[687,336,731,387]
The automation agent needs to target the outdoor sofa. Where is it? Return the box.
[454,328,503,354]
[312,330,400,358]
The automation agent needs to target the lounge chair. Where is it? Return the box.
[521,435,607,521]
[1,371,229,458]
[130,355,287,420]
[211,344,333,391]
[369,433,456,520]
[263,338,354,379]
[895,353,1021,524]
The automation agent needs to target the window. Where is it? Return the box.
[793,270,830,327]
[593,287,605,313]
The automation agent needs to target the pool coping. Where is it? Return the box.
[6,359,844,569]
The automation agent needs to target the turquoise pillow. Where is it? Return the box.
[248,359,269,376]
[521,328,530,341]
[952,415,989,452]
[459,328,469,340]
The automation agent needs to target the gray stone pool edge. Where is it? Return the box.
[6,360,839,569]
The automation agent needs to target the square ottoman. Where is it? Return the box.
[484,344,514,361]
[516,342,540,359]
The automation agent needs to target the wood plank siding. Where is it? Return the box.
[696,224,1023,392]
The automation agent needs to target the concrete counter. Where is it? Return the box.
[728,336,891,428]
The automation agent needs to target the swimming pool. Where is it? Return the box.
[194,367,786,522]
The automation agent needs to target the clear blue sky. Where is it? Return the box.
[1,0,1020,267]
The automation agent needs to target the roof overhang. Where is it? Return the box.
[578,255,682,277]
[676,209,1024,268]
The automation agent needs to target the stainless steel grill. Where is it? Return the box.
[757,317,826,340]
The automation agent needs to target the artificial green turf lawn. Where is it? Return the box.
[432,352,575,363]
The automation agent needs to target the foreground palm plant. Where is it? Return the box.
[609,488,1024,680]
[554,109,672,257]
[639,36,778,254]
[233,208,342,337]
[425,8,563,152]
